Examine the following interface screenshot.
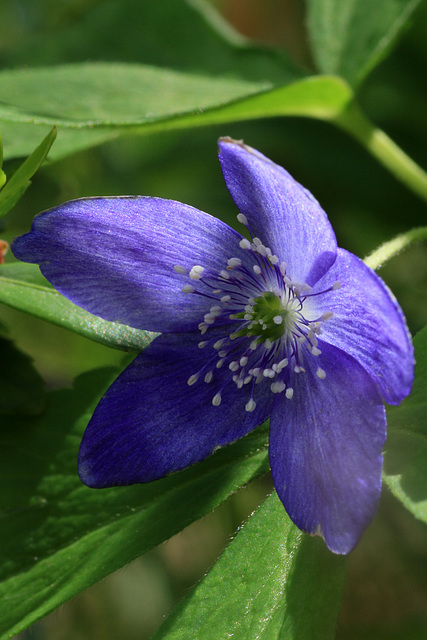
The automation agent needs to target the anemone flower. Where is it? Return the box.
[12,138,414,554]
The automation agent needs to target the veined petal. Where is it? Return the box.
[78,329,273,488]
[218,137,337,286]
[269,342,386,555]
[308,248,414,405]
[11,197,249,333]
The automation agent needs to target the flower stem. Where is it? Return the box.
[335,102,427,205]
[364,226,427,271]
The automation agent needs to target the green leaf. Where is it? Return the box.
[0,367,270,639]
[383,326,427,522]
[307,0,423,86]
[1,65,354,161]
[0,335,47,416]
[0,127,56,217]
[0,262,155,351]
[153,492,347,640]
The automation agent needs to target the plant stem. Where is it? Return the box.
[364,226,427,270]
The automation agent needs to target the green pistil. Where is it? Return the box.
[232,291,296,343]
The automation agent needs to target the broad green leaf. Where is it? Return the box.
[0,65,349,161]
[307,0,423,86]
[0,262,155,352]
[0,127,56,217]
[153,492,347,640]
[0,335,47,416]
[0,367,270,639]
[383,326,427,522]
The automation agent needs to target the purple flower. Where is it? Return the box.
[12,138,413,554]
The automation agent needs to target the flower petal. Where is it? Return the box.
[269,341,386,554]
[78,329,274,488]
[12,197,248,333]
[308,248,414,405]
[218,137,337,286]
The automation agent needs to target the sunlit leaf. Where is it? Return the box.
[154,493,347,640]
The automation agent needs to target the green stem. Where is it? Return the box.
[364,226,427,271]
[335,101,427,205]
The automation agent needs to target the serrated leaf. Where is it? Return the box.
[0,262,155,351]
[383,326,427,522]
[0,65,353,161]
[0,367,270,639]
[153,492,347,640]
[307,0,423,86]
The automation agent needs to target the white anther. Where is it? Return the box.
[263,368,273,378]
[214,339,226,350]
[316,367,326,379]
[294,365,305,373]
[198,341,208,349]
[271,381,286,394]
[243,375,252,385]
[229,361,239,372]
[285,388,294,399]
[228,258,241,268]
[212,393,222,406]
[218,350,228,358]
[187,374,199,386]
[333,281,342,290]
[277,358,288,371]
[204,314,216,325]
[269,254,279,265]
[198,323,208,334]
[251,368,260,376]
[253,237,262,246]
[253,265,262,275]
[210,306,222,316]
[321,312,333,321]
[240,356,248,366]
[250,339,259,350]
[273,315,282,325]
[212,289,222,294]
[244,314,252,320]
[239,238,251,250]
[220,270,230,280]
[311,347,321,356]
[237,213,248,225]
[256,244,267,256]
[174,265,187,274]
[279,262,287,276]
[182,285,195,293]
[245,398,256,412]
[297,335,306,343]
[264,339,273,350]
[189,265,204,280]
[204,371,213,383]
[216,359,224,369]
[221,295,231,303]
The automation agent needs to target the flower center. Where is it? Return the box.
[174,214,340,412]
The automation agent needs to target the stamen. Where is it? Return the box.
[174,265,187,274]
[212,392,222,406]
[204,371,213,383]
[239,238,251,250]
[245,398,256,412]
[198,341,208,349]
[237,213,248,225]
[316,367,326,379]
[228,258,241,269]
[189,265,205,280]
[333,281,341,290]
[182,285,195,293]
[321,312,333,321]
[187,374,199,386]
[285,388,294,399]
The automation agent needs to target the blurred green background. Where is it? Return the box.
[1,0,427,638]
